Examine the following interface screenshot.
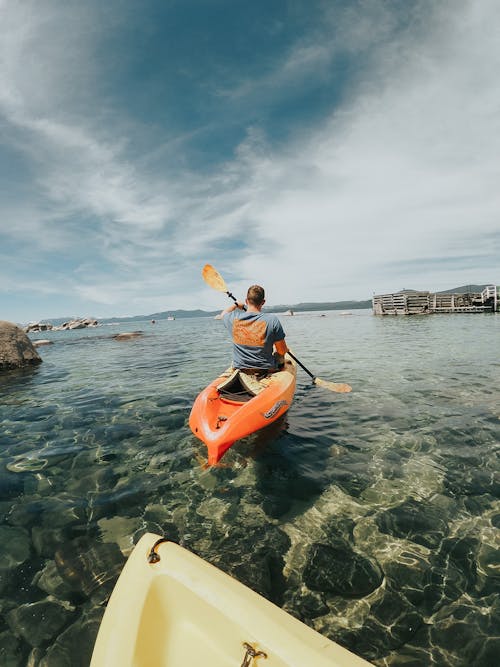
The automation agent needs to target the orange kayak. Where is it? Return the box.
[189,354,297,465]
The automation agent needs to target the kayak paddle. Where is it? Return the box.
[286,351,351,393]
[201,264,352,394]
[202,264,241,307]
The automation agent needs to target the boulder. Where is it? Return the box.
[7,597,75,648]
[0,321,42,372]
[53,318,98,331]
[25,322,53,333]
[113,331,144,341]
[303,538,383,597]
[32,340,53,348]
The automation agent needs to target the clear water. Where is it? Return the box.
[1,311,499,666]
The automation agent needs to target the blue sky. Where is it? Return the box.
[1,0,499,323]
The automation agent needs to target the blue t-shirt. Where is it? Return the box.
[223,310,286,369]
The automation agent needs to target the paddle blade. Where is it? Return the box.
[314,377,352,393]
[202,264,228,293]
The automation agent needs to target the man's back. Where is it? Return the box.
[223,310,285,370]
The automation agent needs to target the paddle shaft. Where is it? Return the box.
[226,291,244,309]
[286,351,316,381]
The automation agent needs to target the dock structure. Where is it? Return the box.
[372,285,498,315]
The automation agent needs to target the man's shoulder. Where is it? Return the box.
[262,312,281,323]
[222,310,235,326]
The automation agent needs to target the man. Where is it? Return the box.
[221,284,289,373]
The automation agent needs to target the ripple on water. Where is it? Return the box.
[1,315,499,666]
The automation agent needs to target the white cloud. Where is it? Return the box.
[197,0,500,303]
[1,0,499,320]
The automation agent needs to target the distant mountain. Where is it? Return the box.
[91,299,372,324]
[100,309,217,323]
[397,284,489,295]
[33,285,494,326]
[270,299,372,312]
[96,300,372,323]
[436,284,489,294]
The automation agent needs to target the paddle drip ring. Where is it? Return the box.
[240,642,267,666]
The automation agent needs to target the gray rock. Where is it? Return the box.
[33,560,74,599]
[31,526,67,558]
[0,526,31,572]
[54,540,125,597]
[0,472,25,500]
[7,597,76,648]
[0,630,23,667]
[303,538,383,597]
[376,498,450,549]
[52,318,98,331]
[24,322,53,333]
[32,339,53,347]
[38,610,101,667]
[26,648,45,667]
[0,321,42,371]
[113,331,144,341]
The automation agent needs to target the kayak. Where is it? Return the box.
[90,532,374,667]
[189,354,297,465]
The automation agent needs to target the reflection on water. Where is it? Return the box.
[0,312,499,666]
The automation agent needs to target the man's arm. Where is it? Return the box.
[274,339,289,356]
[219,302,244,318]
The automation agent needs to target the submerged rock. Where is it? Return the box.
[54,540,125,597]
[0,630,22,667]
[24,322,53,333]
[31,526,68,558]
[7,597,75,648]
[376,498,449,549]
[0,321,42,372]
[383,546,430,607]
[33,560,75,600]
[0,472,25,501]
[38,609,102,667]
[212,525,291,604]
[97,516,143,556]
[290,590,329,621]
[113,331,143,341]
[0,526,31,573]
[32,340,53,347]
[51,318,98,331]
[303,537,383,597]
[424,594,500,666]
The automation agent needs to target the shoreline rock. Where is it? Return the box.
[32,340,54,348]
[25,318,98,333]
[0,321,42,372]
[113,331,144,341]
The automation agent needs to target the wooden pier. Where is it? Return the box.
[373,285,498,315]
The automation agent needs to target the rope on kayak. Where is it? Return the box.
[147,537,169,563]
[240,642,267,666]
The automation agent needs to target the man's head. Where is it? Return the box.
[247,284,265,307]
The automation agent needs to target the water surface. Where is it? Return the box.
[1,311,499,666]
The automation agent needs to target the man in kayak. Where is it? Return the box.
[220,284,289,374]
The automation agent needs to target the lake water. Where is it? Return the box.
[1,310,499,666]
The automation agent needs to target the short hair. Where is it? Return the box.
[247,284,265,306]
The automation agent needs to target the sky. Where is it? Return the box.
[1,0,499,323]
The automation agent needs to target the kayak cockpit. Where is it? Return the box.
[91,533,374,667]
[217,368,266,401]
